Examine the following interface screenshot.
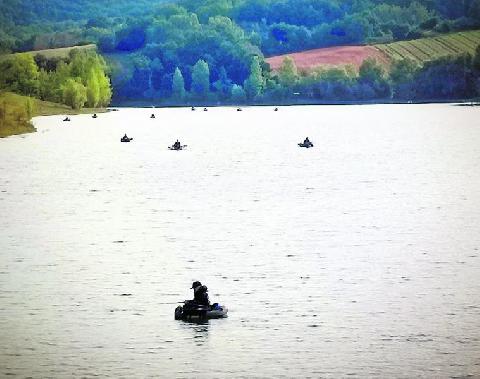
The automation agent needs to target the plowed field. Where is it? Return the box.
[266,45,390,72]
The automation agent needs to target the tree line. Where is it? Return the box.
[91,0,480,103]
[0,49,112,109]
[117,45,480,104]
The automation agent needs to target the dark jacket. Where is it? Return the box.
[194,285,210,306]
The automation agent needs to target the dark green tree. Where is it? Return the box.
[172,67,186,101]
[0,54,39,96]
[231,84,246,102]
[389,58,419,99]
[244,55,265,100]
[278,56,298,87]
[191,59,210,99]
[213,66,233,99]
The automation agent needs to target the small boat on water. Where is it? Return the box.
[298,137,313,148]
[175,302,228,321]
[168,144,187,150]
[169,140,186,150]
[298,142,314,148]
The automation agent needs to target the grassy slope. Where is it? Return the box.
[0,91,106,138]
[375,30,480,64]
[27,44,97,59]
[0,44,96,62]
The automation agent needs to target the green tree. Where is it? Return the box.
[62,79,87,109]
[389,58,418,84]
[278,56,298,87]
[86,69,100,107]
[69,49,91,82]
[97,70,112,107]
[213,66,232,99]
[359,58,391,99]
[359,58,385,83]
[55,60,71,83]
[172,67,186,101]
[191,59,210,99]
[67,50,111,107]
[38,69,63,103]
[0,53,39,96]
[231,84,246,103]
[244,55,265,100]
[38,70,50,100]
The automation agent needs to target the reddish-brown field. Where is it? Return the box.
[266,45,390,72]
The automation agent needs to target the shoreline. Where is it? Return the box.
[112,98,480,108]
[0,92,107,138]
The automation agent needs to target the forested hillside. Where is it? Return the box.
[1,0,480,105]
[3,0,480,52]
[0,0,171,24]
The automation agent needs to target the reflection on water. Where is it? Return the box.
[1,105,480,377]
[180,323,210,347]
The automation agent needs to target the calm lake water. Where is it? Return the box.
[1,105,479,378]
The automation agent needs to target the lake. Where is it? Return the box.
[1,104,479,377]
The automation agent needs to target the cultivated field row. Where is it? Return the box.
[375,30,480,64]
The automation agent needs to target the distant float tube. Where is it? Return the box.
[298,142,314,148]
[175,302,228,321]
[168,144,187,150]
[298,137,313,148]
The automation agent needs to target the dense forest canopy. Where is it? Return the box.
[1,0,480,105]
[1,0,480,53]
[0,0,173,24]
